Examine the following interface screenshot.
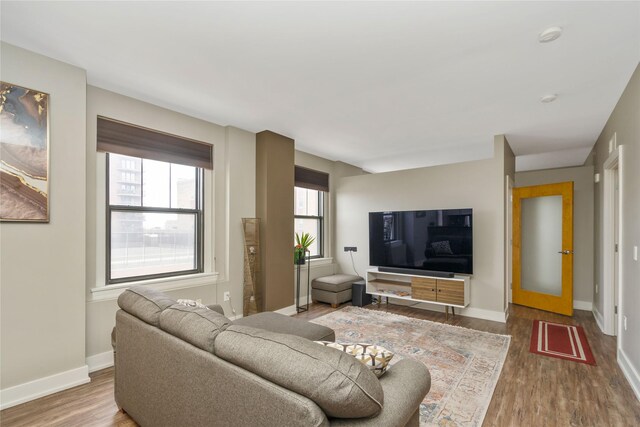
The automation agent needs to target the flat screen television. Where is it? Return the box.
[369,209,473,275]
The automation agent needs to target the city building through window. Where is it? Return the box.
[294,187,324,258]
[107,153,203,283]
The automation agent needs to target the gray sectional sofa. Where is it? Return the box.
[114,286,431,426]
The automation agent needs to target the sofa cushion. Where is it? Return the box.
[315,342,394,378]
[214,325,383,419]
[159,304,232,353]
[232,312,335,341]
[117,286,176,327]
[312,274,362,292]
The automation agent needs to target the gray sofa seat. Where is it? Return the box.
[114,286,430,427]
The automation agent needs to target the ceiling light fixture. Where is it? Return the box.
[540,94,558,103]
[538,26,563,43]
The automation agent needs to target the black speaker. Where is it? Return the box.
[352,280,371,307]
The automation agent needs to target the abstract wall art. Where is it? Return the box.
[0,82,50,222]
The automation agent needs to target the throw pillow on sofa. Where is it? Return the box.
[314,341,394,378]
[214,325,383,419]
[177,298,210,310]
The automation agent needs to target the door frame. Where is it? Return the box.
[602,145,623,338]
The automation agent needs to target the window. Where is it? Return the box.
[294,187,324,258]
[106,153,203,284]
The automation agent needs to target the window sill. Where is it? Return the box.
[292,257,334,270]
[89,272,219,302]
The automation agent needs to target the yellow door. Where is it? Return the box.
[512,182,574,316]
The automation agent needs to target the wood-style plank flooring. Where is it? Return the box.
[2,302,639,426]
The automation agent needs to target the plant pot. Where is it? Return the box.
[295,257,306,265]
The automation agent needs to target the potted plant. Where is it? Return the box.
[294,232,315,265]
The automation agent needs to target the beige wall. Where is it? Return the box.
[592,64,640,377]
[292,152,365,304]
[294,151,365,261]
[515,165,595,307]
[85,86,255,357]
[0,43,88,390]
[334,138,512,320]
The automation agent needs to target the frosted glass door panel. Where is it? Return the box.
[521,196,562,296]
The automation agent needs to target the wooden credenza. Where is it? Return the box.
[365,268,470,316]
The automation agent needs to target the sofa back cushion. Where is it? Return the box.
[214,325,383,419]
[159,304,232,353]
[117,286,176,327]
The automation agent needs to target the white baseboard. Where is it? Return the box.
[593,306,605,333]
[0,365,89,410]
[618,348,640,402]
[391,300,506,323]
[459,306,507,323]
[573,300,593,311]
[274,304,297,316]
[86,351,114,373]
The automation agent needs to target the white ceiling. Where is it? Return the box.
[1,1,638,172]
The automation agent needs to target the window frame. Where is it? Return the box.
[105,153,204,285]
[294,187,325,259]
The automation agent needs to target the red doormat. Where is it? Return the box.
[530,320,596,365]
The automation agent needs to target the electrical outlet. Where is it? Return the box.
[595,284,598,294]
[223,291,230,302]
[344,246,358,252]
[624,316,628,331]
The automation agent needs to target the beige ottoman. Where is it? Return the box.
[311,274,362,308]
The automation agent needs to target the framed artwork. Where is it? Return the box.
[0,82,50,222]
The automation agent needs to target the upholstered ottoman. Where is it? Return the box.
[233,311,335,341]
[311,274,363,308]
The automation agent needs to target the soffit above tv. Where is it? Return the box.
[2,2,638,173]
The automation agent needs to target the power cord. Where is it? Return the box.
[227,296,237,318]
[349,250,360,277]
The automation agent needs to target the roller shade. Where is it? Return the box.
[295,165,329,192]
[97,116,213,169]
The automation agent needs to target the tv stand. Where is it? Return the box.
[366,267,470,320]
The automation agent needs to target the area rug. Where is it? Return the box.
[311,307,511,427]
[529,320,596,365]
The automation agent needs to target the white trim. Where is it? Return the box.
[89,272,219,302]
[274,304,298,316]
[618,348,640,402]
[291,257,335,271]
[573,300,593,311]
[405,301,506,323]
[504,305,510,322]
[0,365,90,410]
[593,305,605,333]
[460,306,507,323]
[86,351,114,373]
[602,145,623,337]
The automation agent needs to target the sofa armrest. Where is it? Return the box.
[330,358,430,427]
[206,304,225,316]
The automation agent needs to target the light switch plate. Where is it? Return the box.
[634,246,638,261]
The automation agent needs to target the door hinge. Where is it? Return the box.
[615,244,619,253]
[615,306,618,314]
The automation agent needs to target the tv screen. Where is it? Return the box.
[369,209,473,275]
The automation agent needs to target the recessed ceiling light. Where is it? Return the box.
[538,26,563,43]
[540,94,558,103]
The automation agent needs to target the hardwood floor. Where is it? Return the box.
[2,302,639,426]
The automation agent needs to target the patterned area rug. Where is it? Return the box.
[311,307,510,427]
